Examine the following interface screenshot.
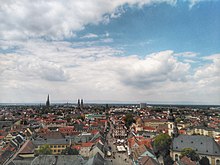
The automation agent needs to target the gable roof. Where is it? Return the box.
[172,134,220,156]
[19,140,35,154]
[90,141,105,153]
[31,155,85,165]
[138,156,159,165]
[86,152,105,165]
[174,156,197,165]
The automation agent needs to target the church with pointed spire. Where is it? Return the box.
[167,109,179,138]
[46,94,50,108]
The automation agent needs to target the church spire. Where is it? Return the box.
[167,108,179,138]
[46,94,50,107]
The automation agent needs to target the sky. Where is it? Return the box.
[0,0,219,104]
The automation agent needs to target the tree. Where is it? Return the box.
[153,133,171,156]
[37,144,52,155]
[124,113,135,128]
[66,115,72,123]
[176,118,181,123]
[77,115,85,121]
[199,157,210,165]
[61,147,79,155]
[180,148,200,161]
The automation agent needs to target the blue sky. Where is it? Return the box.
[76,1,220,56]
[0,0,219,104]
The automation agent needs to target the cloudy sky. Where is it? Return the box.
[0,0,219,104]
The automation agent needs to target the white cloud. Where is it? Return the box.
[187,0,211,8]
[0,40,219,104]
[0,0,177,40]
[175,52,198,58]
[81,33,98,39]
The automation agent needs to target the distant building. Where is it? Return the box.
[46,94,50,108]
[77,99,84,109]
[77,99,80,108]
[140,103,147,109]
[81,99,84,109]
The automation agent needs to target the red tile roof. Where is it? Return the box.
[81,142,94,148]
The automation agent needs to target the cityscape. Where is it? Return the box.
[0,97,220,165]
[0,0,220,165]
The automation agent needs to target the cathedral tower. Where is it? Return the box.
[46,94,50,108]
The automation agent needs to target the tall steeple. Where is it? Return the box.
[80,99,83,109]
[167,108,179,138]
[46,94,50,107]
[77,99,80,108]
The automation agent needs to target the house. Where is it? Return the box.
[143,119,167,129]
[171,134,220,165]
[86,152,105,165]
[18,140,35,158]
[89,141,105,158]
[132,144,158,164]
[80,142,94,157]
[33,138,70,155]
[138,155,159,165]
[112,124,127,138]
[174,156,197,165]
[31,155,86,165]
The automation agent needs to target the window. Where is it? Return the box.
[216,159,220,165]
[58,145,61,148]
[175,154,178,161]
[54,145,57,148]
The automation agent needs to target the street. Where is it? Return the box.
[106,120,132,165]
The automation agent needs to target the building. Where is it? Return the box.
[112,124,127,138]
[80,142,94,157]
[46,94,50,108]
[89,141,105,158]
[140,103,147,109]
[170,134,220,165]
[167,109,179,138]
[31,155,86,165]
[33,138,71,155]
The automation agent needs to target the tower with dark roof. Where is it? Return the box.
[77,99,80,108]
[168,109,179,137]
[80,99,83,109]
[46,94,50,108]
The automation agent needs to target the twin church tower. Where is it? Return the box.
[45,95,84,109]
